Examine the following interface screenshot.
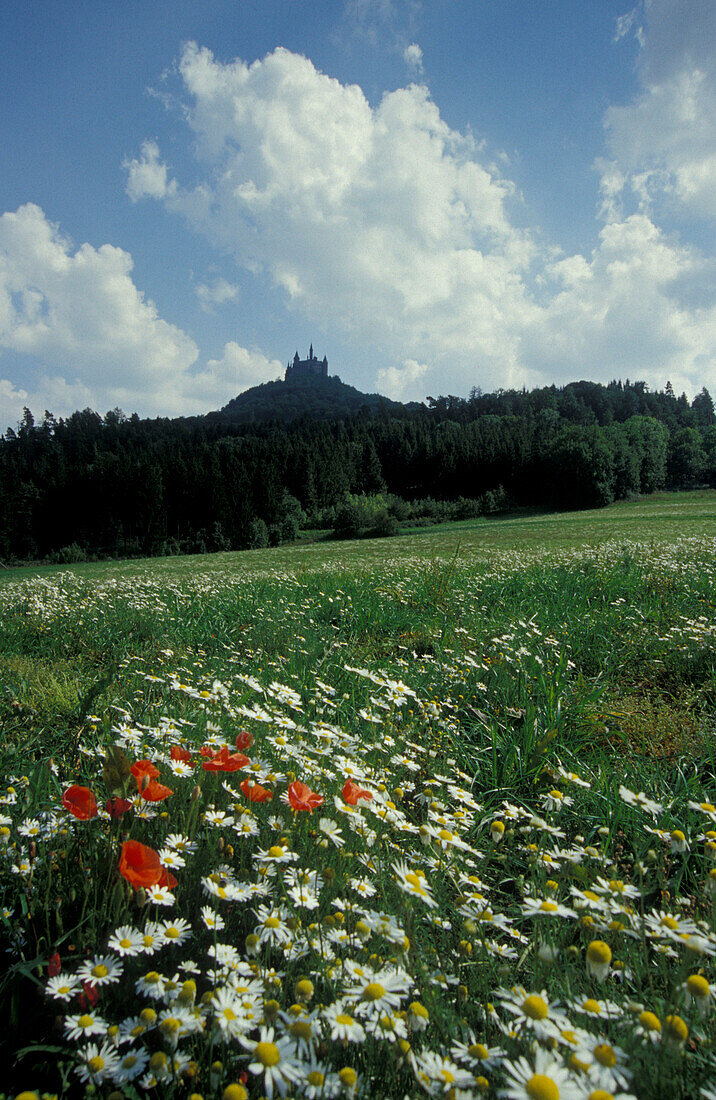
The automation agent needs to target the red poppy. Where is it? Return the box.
[170,745,193,764]
[287,780,324,812]
[47,951,62,977]
[78,981,100,1009]
[119,839,177,890]
[130,759,160,781]
[105,796,133,818]
[202,746,250,773]
[342,778,373,805]
[235,729,254,752]
[62,785,98,820]
[240,778,273,803]
[138,779,173,802]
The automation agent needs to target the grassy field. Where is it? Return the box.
[1,490,716,1098]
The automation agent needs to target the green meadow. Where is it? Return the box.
[1,490,716,1099]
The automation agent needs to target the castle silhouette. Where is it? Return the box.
[285,344,328,381]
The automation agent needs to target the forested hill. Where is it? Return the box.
[211,373,415,423]
[1,378,715,564]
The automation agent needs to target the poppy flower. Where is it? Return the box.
[138,779,173,802]
[119,839,177,890]
[235,729,254,752]
[170,745,193,764]
[202,746,250,773]
[130,759,160,781]
[240,779,273,803]
[78,981,100,1009]
[342,778,373,805]
[105,796,133,818]
[62,785,98,820]
[287,780,324,813]
[48,952,62,977]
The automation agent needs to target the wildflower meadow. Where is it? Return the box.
[1,493,716,1100]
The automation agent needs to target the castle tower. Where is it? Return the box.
[285,345,329,380]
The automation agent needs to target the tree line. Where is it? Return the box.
[1,378,714,563]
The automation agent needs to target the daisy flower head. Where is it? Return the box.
[497,985,570,1039]
[145,884,176,906]
[350,967,411,1017]
[242,1025,303,1098]
[108,924,145,957]
[74,1040,120,1083]
[683,973,714,1016]
[319,816,345,847]
[113,1044,150,1084]
[619,785,663,816]
[586,940,612,983]
[522,896,576,919]
[498,1046,580,1099]
[64,1010,108,1041]
[392,860,438,908]
[416,1049,476,1093]
[201,906,226,930]
[689,799,716,822]
[76,954,124,987]
[322,1002,367,1043]
[45,973,82,1001]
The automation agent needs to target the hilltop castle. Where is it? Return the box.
[285,344,328,381]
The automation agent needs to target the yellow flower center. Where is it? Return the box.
[687,974,710,999]
[586,940,612,964]
[264,917,281,929]
[268,846,285,858]
[525,1075,559,1100]
[582,998,602,1014]
[468,1043,489,1060]
[307,1071,324,1086]
[588,1092,615,1100]
[639,1010,661,1031]
[522,994,549,1020]
[336,1013,355,1026]
[87,1055,104,1074]
[165,927,180,939]
[664,1014,688,1042]
[363,982,386,1001]
[91,964,108,978]
[120,938,132,949]
[540,901,559,912]
[593,1044,616,1068]
[255,1041,281,1067]
[78,1014,94,1029]
[660,915,679,930]
[290,1020,312,1040]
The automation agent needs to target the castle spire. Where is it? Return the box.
[309,343,313,360]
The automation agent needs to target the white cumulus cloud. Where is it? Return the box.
[601,0,716,222]
[0,204,275,429]
[403,43,423,72]
[122,31,715,402]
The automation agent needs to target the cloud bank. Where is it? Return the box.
[125,24,714,401]
[0,204,280,427]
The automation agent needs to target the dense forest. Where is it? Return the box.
[1,378,715,563]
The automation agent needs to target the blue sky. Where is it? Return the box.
[1,0,714,430]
